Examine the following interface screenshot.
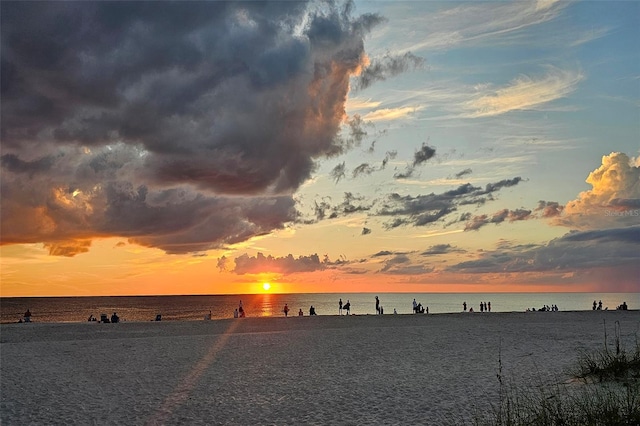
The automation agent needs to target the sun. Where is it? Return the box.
[262,282,271,291]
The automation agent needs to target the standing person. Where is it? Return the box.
[593,300,597,310]
[488,302,491,312]
[344,300,351,315]
[339,298,343,315]
[283,303,290,317]
[23,309,32,323]
[463,301,467,312]
[480,302,484,313]
[413,298,418,313]
[375,296,380,314]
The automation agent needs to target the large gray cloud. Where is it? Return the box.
[0,1,405,255]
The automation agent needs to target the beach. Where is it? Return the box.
[1,311,638,425]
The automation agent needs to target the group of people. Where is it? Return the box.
[538,305,559,312]
[593,300,629,311]
[412,299,428,314]
[283,304,316,316]
[18,309,32,323]
[462,301,491,313]
[234,300,246,318]
[84,312,119,322]
[338,298,351,315]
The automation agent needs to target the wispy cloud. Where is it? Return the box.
[363,106,423,122]
[346,98,383,111]
[395,0,568,53]
[462,67,584,117]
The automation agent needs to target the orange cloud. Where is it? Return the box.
[554,152,640,229]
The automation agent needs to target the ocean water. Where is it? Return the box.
[1,293,637,324]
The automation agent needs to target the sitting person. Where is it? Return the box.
[23,309,32,323]
[298,308,304,316]
[309,305,317,315]
[110,312,120,323]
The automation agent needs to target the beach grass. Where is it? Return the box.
[474,321,640,426]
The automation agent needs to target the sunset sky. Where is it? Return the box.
[1,0,639,297]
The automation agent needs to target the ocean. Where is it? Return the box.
[1,293,637,324]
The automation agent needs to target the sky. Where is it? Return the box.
[1,0,639,297]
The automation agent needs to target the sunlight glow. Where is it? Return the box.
[262,282,271,291]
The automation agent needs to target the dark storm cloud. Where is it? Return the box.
[0,153,56,176]
[0,1,400,255]
[448,226,640,277]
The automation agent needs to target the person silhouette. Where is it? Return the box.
[339,298,343,315]
[375,296,380,314]
[283,304,290,317]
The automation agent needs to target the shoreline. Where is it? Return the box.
[2,308,636,326]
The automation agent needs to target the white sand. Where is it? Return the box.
[1,311,638,425]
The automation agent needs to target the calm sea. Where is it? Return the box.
[1,293,637,324]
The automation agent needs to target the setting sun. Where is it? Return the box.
[262,282,271,291]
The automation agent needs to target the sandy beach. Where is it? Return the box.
[1,310,638,425]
